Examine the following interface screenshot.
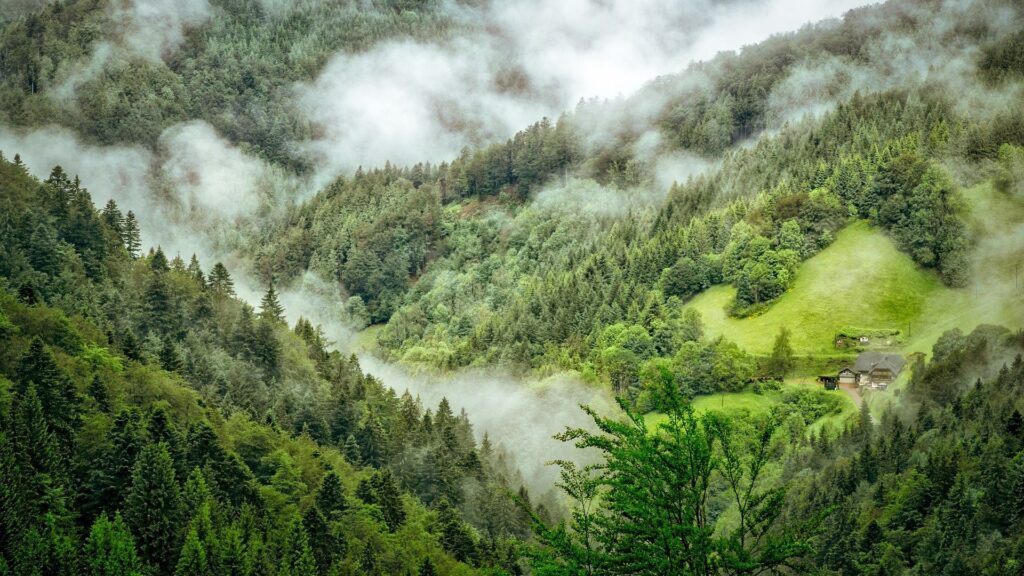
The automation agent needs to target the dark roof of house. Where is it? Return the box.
[838,367,857,375]
[853,352,906,374]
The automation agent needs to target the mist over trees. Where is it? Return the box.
[0,0,1023,573]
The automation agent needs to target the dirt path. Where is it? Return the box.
[839,382,863,407]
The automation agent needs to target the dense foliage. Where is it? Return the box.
[0,153,540,574]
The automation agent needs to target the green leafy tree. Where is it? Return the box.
[765,327,795,377]
[533,375,812,574]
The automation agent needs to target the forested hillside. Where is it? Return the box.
[2,0,1024,574]
[245,0,1024,392]
[0,153,541,574]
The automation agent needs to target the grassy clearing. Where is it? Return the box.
[687,220,943,355]
[686,183,1024,358]
[645,382,858,434]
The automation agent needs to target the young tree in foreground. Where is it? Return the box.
[531,368,814,575]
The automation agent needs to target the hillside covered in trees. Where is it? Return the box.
[1,0,1024,574]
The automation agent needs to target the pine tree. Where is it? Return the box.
[124,443,182,574]
[372,469,406,532]
[123,211,141,259]
[88,375,111,413]
[144,275,173,337]
[316,472,348,521]
[13,513,79,576]
[174,525,207,576]
[436,498,476,563]
[182,468,211,522]
[278,516,317,576]
[150,246,169,273]
[251,320,280,378]
[208,263,235,297]
[101,199,125,238]
[186,254,204,285]
[12,384,64,516]
[259,285,286,324]
[86,410,144,519]
[302,505,334,574]
[0,431,29,555]
[15,337,80,450]
[84,513,144,576]
[343,434,362,466]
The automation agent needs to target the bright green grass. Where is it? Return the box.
[644,383,858,434]
[900,182,1024,355]
[686,220,942,355]
[686,183,1024,357]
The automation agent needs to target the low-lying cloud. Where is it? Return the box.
[108,0,211,62]
[298,0,870,181]
[358,355,616,491]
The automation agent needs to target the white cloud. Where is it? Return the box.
[109,0,212,62]
[297,0,871,179]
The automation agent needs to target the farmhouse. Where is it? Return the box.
[838,352,906,390]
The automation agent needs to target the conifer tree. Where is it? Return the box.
[86,410,144,519]
[101,199,125,238]
[302,505,334,574]
[0,431,29,555]
[84,513,144,576]
[88,375,111,413]
[208,263,235,297]
[251,320,280,378]
[124,443,182,574]
[316,471,348,520]
[373,469,406,532]
[144,275,173,337]
[343,434,362,466]
[160,339,181,372]
[259,284,286,324]
[185,254,204,285]
[436,498,476,563]
[174,525,207,576]
[181,468,211,522]
[150,246,169,273]
[12,384,63,515]
[278,516,317,576]
[419,557,438,576]
[15,337,80,450]
[122,212,141,259]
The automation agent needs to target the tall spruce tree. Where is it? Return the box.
[122,212,141,259]
[259,285,286,324]
[124,443,182,574]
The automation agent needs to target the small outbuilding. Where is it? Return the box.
[837,367,858,386]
